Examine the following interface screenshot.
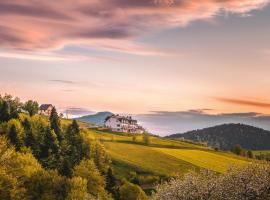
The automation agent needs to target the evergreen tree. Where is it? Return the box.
[8,124,19,150]
[0,100,10,122]
[49,107,62,141]
[7,120,24,151]
[23,118,35,149]
[106,167,118,199]
[40,127,60,169]
[42,127,60,158]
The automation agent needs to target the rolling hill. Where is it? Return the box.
[76,111,113,125]
[82,128,250,190]
[167,123,270,150]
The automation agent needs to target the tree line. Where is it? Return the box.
[0,94,147,200]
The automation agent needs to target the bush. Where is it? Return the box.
[120,181,148,200]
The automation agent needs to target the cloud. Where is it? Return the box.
[0,0,269,54]
[49,80,77,84]
[62,107,94,117]
[135,109,270,136]
[216,97,270,108]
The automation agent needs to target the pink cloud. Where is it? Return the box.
[0,0,269,54]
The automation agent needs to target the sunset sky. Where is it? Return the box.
[1,0,270,135]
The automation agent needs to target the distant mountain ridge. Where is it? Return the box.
[167,123,270,150]
[76,111,113,125]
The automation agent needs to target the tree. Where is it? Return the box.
[90,141,111,174]
[73,159,111,199]
[66,120,85,168]
[66,177,94,200]
[106,168,118,198]
[23,118,36,150]
[6,119,24,150]
[40,127,60,169]
[119,181,147,200]
[232,144,243,156]
[143,133,150,146]
[0,94,21,122]
[247,150,254,159]
[23,100,39,116]
[49,107,62,141]
[25,170,67,200]
[152,164,270,200]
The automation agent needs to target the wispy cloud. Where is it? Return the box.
[216,97,270,108]
[62,107,94,117]
[0,0,268,55]
[49,80,77,85]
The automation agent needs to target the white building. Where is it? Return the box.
[105,115,145,134]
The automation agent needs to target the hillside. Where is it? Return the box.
[167,123,270,150]
[83,128,250,192]
[76,111,113,125]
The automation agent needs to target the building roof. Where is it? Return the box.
[106,115,137,123]
[40,104,53,111]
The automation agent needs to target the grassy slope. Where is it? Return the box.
[85,129,249,177]
[153,148,248,173]
[253,150,270,156]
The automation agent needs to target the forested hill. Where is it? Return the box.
[167,124,270,150]
[76,111,113,125]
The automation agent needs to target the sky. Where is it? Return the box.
[1,0,270,135]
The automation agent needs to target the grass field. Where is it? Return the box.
[78,126,253,191]
[253,150,270,156]
[84,128,250,176]
[153,148,248,173]
[104,142,200,176]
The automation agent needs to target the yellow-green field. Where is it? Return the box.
[104,142,200,176]
[83,128,250,177]
[153,148,248,173]
[253,150,270,155]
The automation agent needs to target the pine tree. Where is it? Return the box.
[106,167,118,198]
[23,119,35,149]
[8,124,19,149]
[66,120,84,167]
[49,107,62,142]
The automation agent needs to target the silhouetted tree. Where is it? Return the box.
[50,107,62,141]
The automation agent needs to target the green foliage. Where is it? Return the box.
[66,177,94,200]
[50,106,62,141]
[23,100,39,117]
[106,168,118,199]
[174,123,270,150]
[247,150,254,158]
[0,94,21,122]
[6,119,25,150]
[25,170,67,200]
[73,159,111,199]
[119,181,147,200]
[143,133,150,146]
[233,144,243,155]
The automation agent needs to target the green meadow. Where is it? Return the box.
[84,128,250,178]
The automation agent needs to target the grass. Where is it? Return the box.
[83,128,250,175]
[153,148,249,173]
[104,141,200,176]
[253,150,270,156]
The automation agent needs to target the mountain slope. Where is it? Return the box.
[167,123,270,150]
[76,111,113,125]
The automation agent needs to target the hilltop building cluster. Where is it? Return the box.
[105,115,145,134]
